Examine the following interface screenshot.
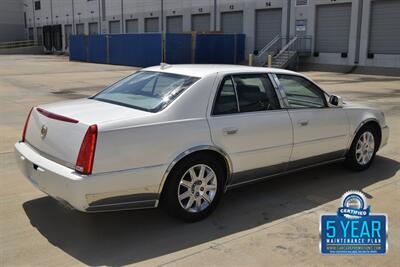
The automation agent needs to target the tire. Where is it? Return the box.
[161,153,225,222]
[345,125,379,171]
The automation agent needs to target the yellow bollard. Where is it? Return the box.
[268,54,272,68]
[249,54,253,66]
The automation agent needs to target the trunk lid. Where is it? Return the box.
[25,98,150,168]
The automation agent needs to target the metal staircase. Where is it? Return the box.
[252,35,312,69]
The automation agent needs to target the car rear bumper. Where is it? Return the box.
[14,142,164,212]
[380,125,389,149]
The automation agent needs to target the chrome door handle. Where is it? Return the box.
[223,127,238,135]
[297,120,309,126]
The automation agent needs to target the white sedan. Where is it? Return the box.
[15,65,389,221]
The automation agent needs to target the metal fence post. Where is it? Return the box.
[86,35,89,62]
[191,31,197,64]
[162,32,166,63]
[106,34,110,64]
[233,34,237,64]
[268,54,272,68]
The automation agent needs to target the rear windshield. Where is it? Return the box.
[92,71,199,112]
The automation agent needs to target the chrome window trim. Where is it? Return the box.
[210,72,284,116]
[273,73,330,109]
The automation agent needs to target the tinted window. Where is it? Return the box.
[93,71,199,112]
[213,74,280,115]
[277,74,326,108]
[213,77,238,115]
[233,74,280,112]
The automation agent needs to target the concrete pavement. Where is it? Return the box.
[0,55,399,267]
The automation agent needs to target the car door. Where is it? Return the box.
[274,74,349,169]
[207,73,293,186]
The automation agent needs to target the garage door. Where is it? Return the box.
[109,20,120,34]
[255,8,282,50]
[315,3,351,53]
[89,22,98,35]
[37,27,43,45]
[145,17,159,32]
[221,11,243,33]
[369,0,400,54]
[192,13,210,32]
[167,15,183,33]
[126,19,138,33]
[76,23,85,35]
[64,24,72,48]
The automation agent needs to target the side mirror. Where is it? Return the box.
[329,95,343,107]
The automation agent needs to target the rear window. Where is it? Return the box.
[92,71,199,112]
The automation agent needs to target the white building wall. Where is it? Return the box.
[0,0,25,42]
[20,0,400,68]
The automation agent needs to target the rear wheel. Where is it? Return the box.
[162,154,225,222]
[345,125,379,171]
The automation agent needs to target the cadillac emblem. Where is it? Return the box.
[40,125,48,139]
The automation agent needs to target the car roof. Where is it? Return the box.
[143,64,298,78]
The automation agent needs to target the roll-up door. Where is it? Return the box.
[145,17,159,32]
[76,23,85,35]
[109,20,120,34]
[192,13,210,32]
[368,0,400,54]
[315,3,351,53]
[167,15,183,33]
[126,19,138,33]
[221,11,243,34]
[64,24,72,49]
[89,22,98,35]
[255,8,282,50]
[37,27,43,45]
[28,27,34,40]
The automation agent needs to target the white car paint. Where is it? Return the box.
[14,65,389,212]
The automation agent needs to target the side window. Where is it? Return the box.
[277,74,326,108]
[233,74,280,112]
[213,77,239,115]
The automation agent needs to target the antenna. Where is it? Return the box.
[160,62,171,70]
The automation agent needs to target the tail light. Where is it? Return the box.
[22,107,33,142]
[75,125,98,175]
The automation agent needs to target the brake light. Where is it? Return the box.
[75,125,98,175]
[36,108,79,123]
[22,107,33,142]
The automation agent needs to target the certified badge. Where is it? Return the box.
[320,190,388,254]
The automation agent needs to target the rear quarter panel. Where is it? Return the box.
[92,74,218,174]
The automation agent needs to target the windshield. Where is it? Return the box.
[92,71,199,112]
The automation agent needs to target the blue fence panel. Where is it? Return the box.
[235,34,245,63]
[195,34,235,64]
[69,35,87,61]
[109,34,162,67]
[88,35,107,63]
[165,33,192,64]
[70,33,246,67]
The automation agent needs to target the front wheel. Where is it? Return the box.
[162,154,225,222]
[345,126,379,171]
